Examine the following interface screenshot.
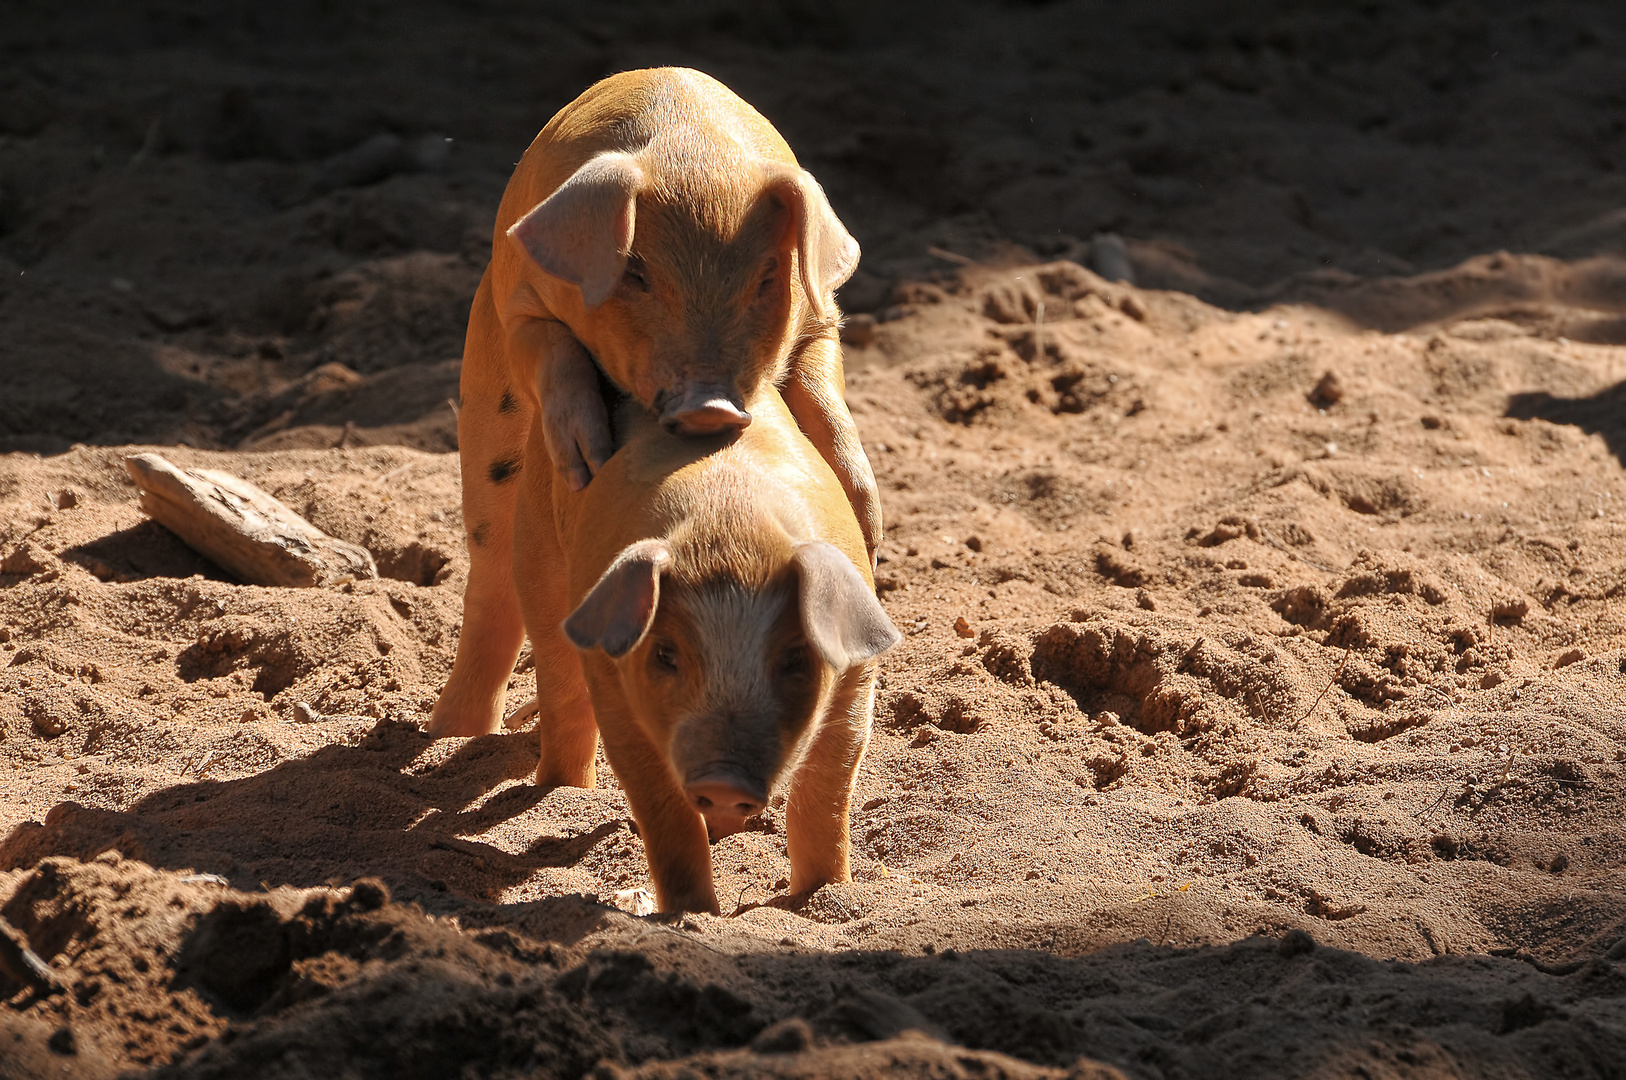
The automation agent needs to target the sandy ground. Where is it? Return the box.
[4,3,1626,1078]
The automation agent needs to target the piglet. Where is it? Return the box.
[526,385,897,913]
[431,66,882,741]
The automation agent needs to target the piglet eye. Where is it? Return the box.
[780,645,808,675]
[652,642,679,672]
[757,258,778,298]
[623,259,650,292]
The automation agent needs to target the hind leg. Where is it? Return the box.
[512,419,599,787]
[430,271,529,737]
[783,328,882,568]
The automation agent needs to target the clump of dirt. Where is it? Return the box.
[1,857,616,1077]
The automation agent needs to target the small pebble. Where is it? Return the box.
[32,711,70,738]
[347,878,391,911]
[1310,371,1344,407]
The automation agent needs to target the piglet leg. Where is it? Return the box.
[430,272,528,737]
[591,682,720,914]
[534,319,615,492]
[511,424,600,788]
[783,330,882,567]
[785,666,876,894]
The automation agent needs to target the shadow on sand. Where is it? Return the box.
[1507,380,1626,468]
[3,718,1625,1078]
[0,720,616,906]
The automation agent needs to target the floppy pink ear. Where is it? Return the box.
[564,539,672,658]
[763,167,861,324]
[792,540,900,670]
[508,151,644,308]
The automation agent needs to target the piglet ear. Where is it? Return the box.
[564,539,671,657]
[508,151,644,308]
[792,540,900,670]
[762,166,861,325]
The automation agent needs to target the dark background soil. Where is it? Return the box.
[6,0,1626,456]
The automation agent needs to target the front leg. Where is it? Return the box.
[590,678,720,914]
[526,318,614,492]
[783,330,882,567]
[785,666,876,894]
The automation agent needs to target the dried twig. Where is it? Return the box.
[380,459,419,484]
[1411,778,1457,820]
[182,749,220,778]
[503,696,540,731]
[1256,524,1342,573]
[0,916,62,994]
[1296,645,1354,724]
[927,245,975,266]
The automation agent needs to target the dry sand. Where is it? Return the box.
[3,3,1625,1077]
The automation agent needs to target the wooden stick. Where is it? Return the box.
[0,915,62,994]
[1295,645,1354,725]
[927,245,976,267]
[124,452,376,587]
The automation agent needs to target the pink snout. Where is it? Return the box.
[659,385,752,436]
[685,771,766,833]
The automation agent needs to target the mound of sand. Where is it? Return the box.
[7,253,1626,1077]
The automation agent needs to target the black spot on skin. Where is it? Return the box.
[471,521,490,548]
[488,457,521,485]
[499,389,518,414]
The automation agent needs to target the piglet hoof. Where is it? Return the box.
[653,891,723,917]
[787,868,850,899]
[426,703,497,739]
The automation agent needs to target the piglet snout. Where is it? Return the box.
[685,770,766,827]
[660,385,751,436]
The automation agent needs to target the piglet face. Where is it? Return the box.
[508,154,859,439]
[630,580,824,835]
[581,192,797,438]
[564,539,901,836]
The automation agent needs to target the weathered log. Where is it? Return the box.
[124,452,376,587]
